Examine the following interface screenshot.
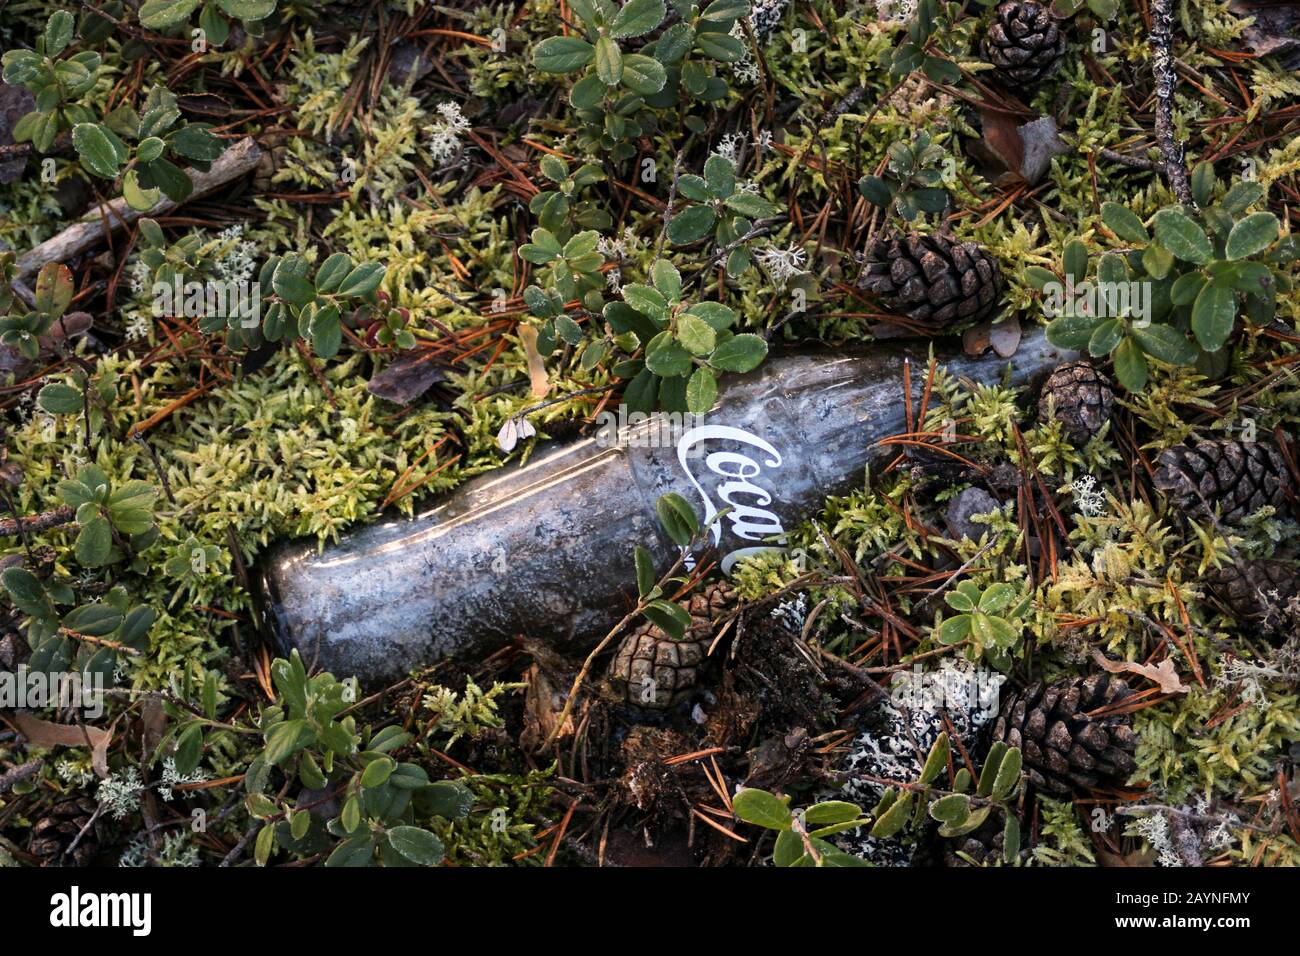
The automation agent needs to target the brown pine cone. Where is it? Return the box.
[607,582,736,710]
[28,794,100,866]
[1208,558,1300,639]
[993,674,1138,796]
[1153,440,1294,525]
[982,1,1068,85]
[861,232,1004,331]
[1037,361,1114,444]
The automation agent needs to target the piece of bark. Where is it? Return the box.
[15,136,263,281]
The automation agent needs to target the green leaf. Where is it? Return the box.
[643,598,690,638]
[169,124,225,162]
[1045,314,1100,351]
[1099,202,1150,243]
[63,602,123,637]
[360,756,395,788]
[324,835,373,867]
[386,826,445,866]
[1062,239,1089,283]
[1219,181,1264,216]
[928,793,971,825]
[695,31,744,62]
[645,330,693,376]
[1152,209,1212,264]
[314,253,354,295]
[75,515,113,567]
[1131,324,1196,365]
[709,332,767,372]
[655,491,699,546]
[704,154,736,199]
[676,313,716,355]
[1087,318,1124,357]
[71,123,123,179]
[919,732,950,785]
[622,283,668,319]
[272,256,315,305]
[666,206,715,245]
[685,302,736,331]
[141,158,192,202]
[700,0,749,21]
[977,742,1007,797]
[254,823,275,866]
[803,801,862,826]
[870,790,913,838]
[336,262,386,297]
[217,0,277,20]
[650,259,682,299]
[723,191,778,218]
[44,11,76,57]
[122,169,161,211]
[37,382,84,414]
[685,366,717,413]
[991,747,1022,800]
[654,22,695,63]
[1191,280,1236,352]
[1003,813,1021,863]
[1111,336,1149,392]
[1169,271,1206,306]
[139,0,200,30]
[608,0,666,39]
[1225,212,1279,261]
[1142,242,1174,279]
[936,614,971,645]
[620,53,667,95]
[594,35,623,86]
[731,788,792,830]
[533,36,595,73]
[1191,161,1217,208]
[634,546,656,597]
[264,719,311,765]
[3,568,53,619]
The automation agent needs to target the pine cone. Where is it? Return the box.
[993,674,1138,796]
[1037,361,1114,444]
[28,794,100,866]
[861,232,1004,331]
[607,582,736,710]
[982,1,1067,85]
[1208,558,1300,638]
[1153,440,1294,525]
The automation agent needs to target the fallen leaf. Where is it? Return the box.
[518,324,551,398]
[972,110,1069,186]
[1091,647,1190,696]
[367,352,449,405]
[989,314,1022,358]
[12,712,113,779]
[963,320,993,356]
[1017,116,1070,185]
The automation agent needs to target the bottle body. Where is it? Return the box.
[257,330,1072,683]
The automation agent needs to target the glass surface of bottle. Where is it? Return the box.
[258,330,1073,683]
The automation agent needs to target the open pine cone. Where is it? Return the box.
[1153,440,1294,525]
[1037,361,1114,445]
[1207,558,1300,639]
[993,674,1138,796]
[982,1,1068,85]
[861,232,1004,331]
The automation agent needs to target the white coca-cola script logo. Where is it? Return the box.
[677,425,787,573]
